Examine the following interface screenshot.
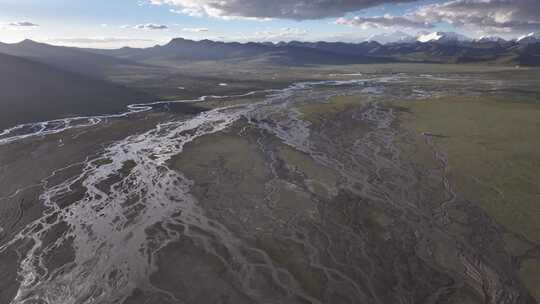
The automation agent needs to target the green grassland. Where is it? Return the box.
[398,95,540,300]
[296,95,369,125]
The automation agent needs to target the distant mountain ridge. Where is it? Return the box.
[88,37,388,65]
[80,36,540,66]
[365,31,476,44]
[2,35,539,69]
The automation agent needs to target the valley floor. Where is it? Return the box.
[0,65,539,304]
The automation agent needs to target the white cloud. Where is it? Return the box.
[232,27,309,42]
[181,27,209,32]
[336,14,434,30]
[335,0,540,36]
[411,0,540,34]
[148,0,418,20]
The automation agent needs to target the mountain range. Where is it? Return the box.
[83,34,539,66]
[87,38,383,65]
[2,32,539,71]
[370,31,540,45]
[1,33,539,129]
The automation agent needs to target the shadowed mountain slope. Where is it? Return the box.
[0,40,147,79]
[0,53,153,130]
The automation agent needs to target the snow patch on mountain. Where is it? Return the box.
[417,32,470,43]
[517,32,540,43]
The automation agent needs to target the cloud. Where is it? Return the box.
[236,27,309,42]
[335,0,540,35]
[181,27,209,32]
[411,0,540,34]
[336,14,434,29]
[149,0,418,20]
[8,21,39,27]
[134,23,168,30]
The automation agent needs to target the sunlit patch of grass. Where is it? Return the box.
[401,96,540,242]
[256,237,328,299]
[170,129,268,196]
[120,160,137,176]
[296,95,368,125]
[92,158,113,167]
[521,259,540,300]
[398,95,540,299]
[277,145,339,198]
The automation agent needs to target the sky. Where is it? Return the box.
[0,0,539,48]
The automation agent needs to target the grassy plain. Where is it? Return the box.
[296,95,369,124]
[398,94,540,300]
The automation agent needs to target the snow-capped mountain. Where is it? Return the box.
[417,31,471,43]
[366,31,415,44]
[517,32,540,43]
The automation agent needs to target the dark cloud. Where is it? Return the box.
[134,23,168,30]
[150,0,418,20]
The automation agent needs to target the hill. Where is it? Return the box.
[0,40,147,79]
[0,53,153,130]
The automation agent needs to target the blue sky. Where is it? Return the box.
[0,0,535,48]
